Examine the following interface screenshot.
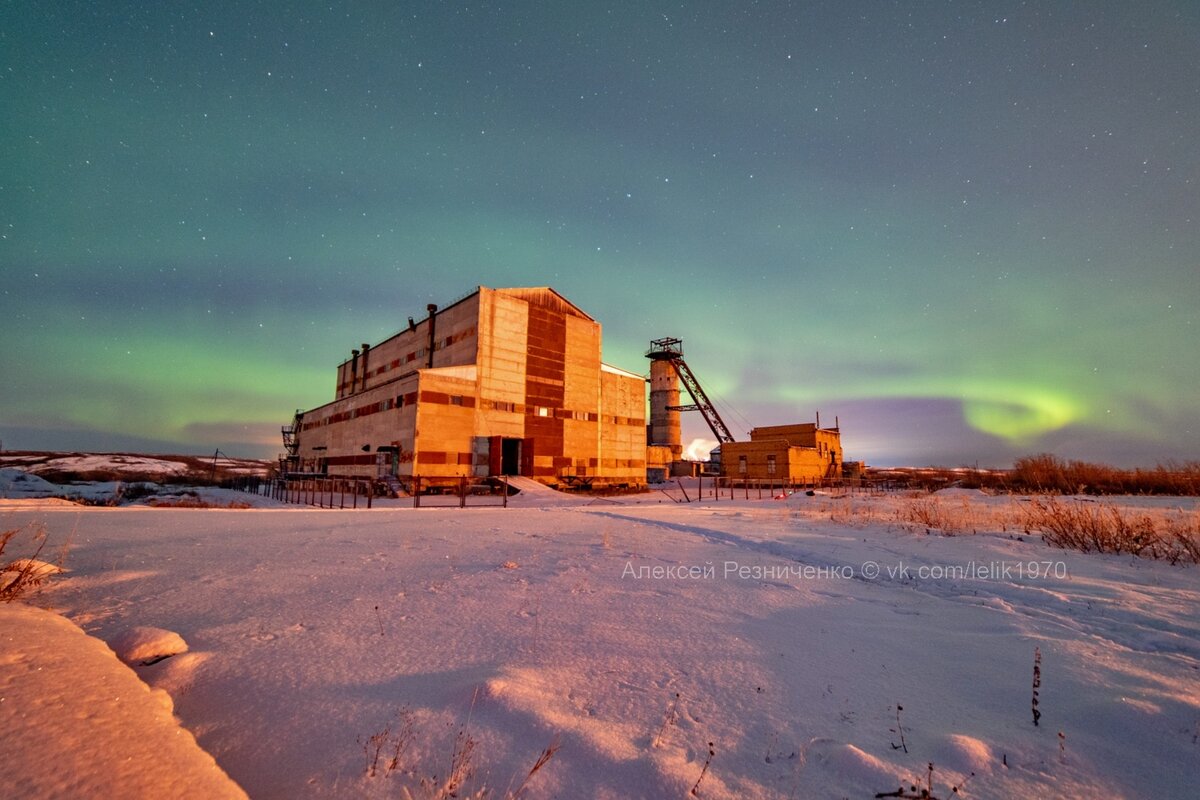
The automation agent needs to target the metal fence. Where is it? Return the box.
[228,475,378,508]
[227,475,511,509]
[658,475,900,503]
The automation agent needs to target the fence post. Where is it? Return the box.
[459,476,467,508]
[502,475,508,508]
[413,476,421,509]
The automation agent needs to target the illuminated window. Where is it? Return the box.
[767,454,777,475]
[738,455,747,474]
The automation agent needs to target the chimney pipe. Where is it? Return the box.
[360,343,371,391]
[426,304,438,369]
[350,349,360,395]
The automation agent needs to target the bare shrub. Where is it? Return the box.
[1024,498,1199,563]
[359,709,416,778]
[1162,511,1200,564]
[1006,454,1200,496]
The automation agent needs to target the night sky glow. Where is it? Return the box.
[2,1,1197,466]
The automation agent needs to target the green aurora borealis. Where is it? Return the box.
[2,1,1197,465]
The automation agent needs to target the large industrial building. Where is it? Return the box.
[285,287,647,487]
[285,286,848,488]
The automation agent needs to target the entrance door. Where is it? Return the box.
[501,438,521,475]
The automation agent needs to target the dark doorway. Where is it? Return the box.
[501,438,521,475]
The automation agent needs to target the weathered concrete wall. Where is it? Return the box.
[411,368,479,478]
[599,365,647,483]
[335,294,481,399]
[294,373,421,478]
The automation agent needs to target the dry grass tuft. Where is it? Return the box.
[901,498,975,535]
[360,706,560,800]
[1,524,67,602]
[145,497,253,509]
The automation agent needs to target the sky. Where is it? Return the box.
[2,1,1197,467]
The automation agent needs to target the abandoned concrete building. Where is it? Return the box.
[285,287,647,486]
[284,286,849,488]
[718,423,844,483]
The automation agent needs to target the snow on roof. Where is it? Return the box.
[601,361,645,380]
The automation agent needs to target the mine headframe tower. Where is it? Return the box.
[646,337,736,446]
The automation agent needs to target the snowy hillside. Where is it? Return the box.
[3,490,1198,798]
[0,451,270,481]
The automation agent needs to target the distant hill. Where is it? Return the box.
[0,451,271,484]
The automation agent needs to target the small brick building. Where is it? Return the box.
[719,422,843,483]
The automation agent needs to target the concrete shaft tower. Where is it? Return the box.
[646,338,684,460]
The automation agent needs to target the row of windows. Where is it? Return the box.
[306,392,643,431]
[303,393,418,430]
[738,454,778,474]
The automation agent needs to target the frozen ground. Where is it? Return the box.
[2,486,1199,799]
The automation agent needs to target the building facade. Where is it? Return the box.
[719,422,843,483]
[289,287,646,486]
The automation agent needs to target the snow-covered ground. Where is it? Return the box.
[3,488,1198,799]
[0,603,246,799]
